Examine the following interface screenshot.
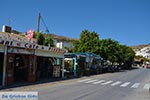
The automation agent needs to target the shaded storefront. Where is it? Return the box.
[0,33,66,88]
[2,46,64,87]
[6,47,36,86]
[36,57,52,80]
[0,53,4,86]
[64,53,87,78]
[36,50,63,80]
[64,53,102,78]
[14,54,28,83]
[0,44,4,87]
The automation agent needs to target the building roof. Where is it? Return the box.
[44,34,78,41]
[0,32,66,54]
[0,32,36,43]
[131,45,150,59]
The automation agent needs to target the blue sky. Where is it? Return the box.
[0,0,149,46]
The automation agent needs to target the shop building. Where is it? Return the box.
[64,53,102,78]
[0,32,66,88]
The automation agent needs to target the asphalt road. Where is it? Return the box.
[2,68,150,100]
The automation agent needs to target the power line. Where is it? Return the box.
[40,14,49,33]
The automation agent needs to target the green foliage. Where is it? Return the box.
[119,45,135,68]
[33,32,38,38]
[33,32,55,47]
[44,36,55,47]
[135,55,149,63]
[73,29,135,68]
[98,38,119,63]
[72,40,80,52]
[74,29,99,53]
[38,33,45,45]
[64,46,73,53]
[99,39,135,67]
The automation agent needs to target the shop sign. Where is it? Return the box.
[8,47,34,54]
[0,39,66,53]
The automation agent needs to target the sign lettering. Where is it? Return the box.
[0,39,66,53]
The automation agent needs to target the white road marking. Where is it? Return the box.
[143,84,150,90]
[78,78,92,82]
[93,80,106,84]
[85,79,99,83]
[111,81,122,86]
[131,83,140,88]
[101,81,113,85]
[120,82,130,87]
[79,78,150,90]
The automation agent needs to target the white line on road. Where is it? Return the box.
[85,79,99,83]
[78,78,91,82]
[131,83,140,88]
[101,81,113,85]
[120,82,130,87]
[93,80,106,84]
[111,81,122,86]
[143,84,150,90]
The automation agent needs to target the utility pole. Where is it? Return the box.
[37,12,41,33]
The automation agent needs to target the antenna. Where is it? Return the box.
[8,17,12,26]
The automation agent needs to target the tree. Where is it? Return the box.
[44,36,55,47]
[98,38,119,64]
[134,55,149,63]
[98,39,135,69]
[38,33,45,45]
[73,29,135,69]
[73,40,80,52]
[33,32,38,38]
[74,29,100,53]
[123,47,135,69]
[116,45,127,65]
[64,46,73,53]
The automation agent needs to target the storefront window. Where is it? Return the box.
[8,56,13,77]
[29,56,34,74]
[52,58,62,78]
[0,53,4,85]
[64,59,74,72]
[54,58,62,66]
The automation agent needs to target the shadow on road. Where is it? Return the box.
[1,67,139,90]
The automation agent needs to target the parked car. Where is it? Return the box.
[102,65,115,73]
[146,65,150,69]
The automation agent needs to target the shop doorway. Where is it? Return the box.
[36,57,54,80]
[0,53,4,86]
[14,54,28,83]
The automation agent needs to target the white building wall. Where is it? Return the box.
[53,39,58,46]
[63,41,73,49]
[53,39,73,49]
[56,41,73,49]
[56,42,63,48]
[135,46,150,59]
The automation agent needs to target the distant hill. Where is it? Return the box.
[130,44,150,50]
[130,44,150,59]
[44,33,79,41]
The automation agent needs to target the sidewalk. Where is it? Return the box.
[1,68,137,91]
[0,77,81,91]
